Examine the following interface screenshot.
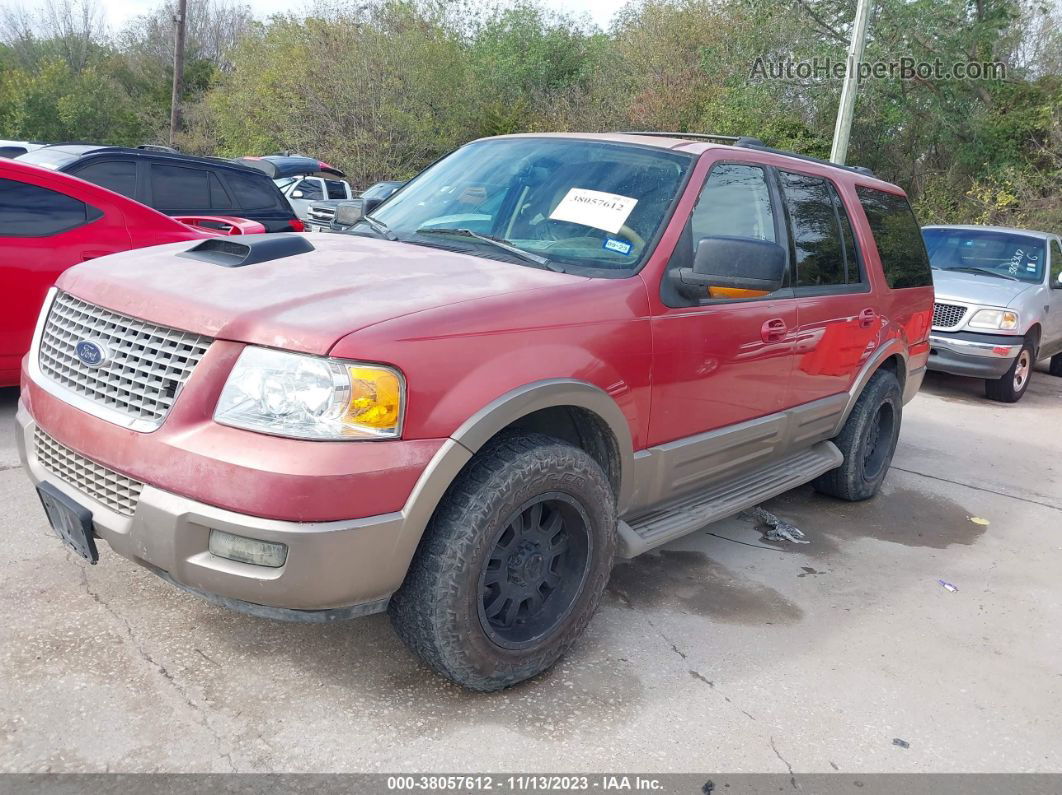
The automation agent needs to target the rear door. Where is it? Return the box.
[0,176,130,380]
[778,170,877,406]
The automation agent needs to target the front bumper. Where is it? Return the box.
[927,331,1022,379]
[17,404,471,617]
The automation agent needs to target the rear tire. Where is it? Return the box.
[389,432,616,691]
[985,342,1033,402]
[813,369,902,502]
[1048,353,1062,378]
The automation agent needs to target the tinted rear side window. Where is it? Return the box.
[856,186,932,288]
[151,163,212,210]
[226,171,286,211]
[69,160,137,198]
[780,171,845,287]
[0,178,99,237]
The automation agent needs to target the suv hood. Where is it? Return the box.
[57,234,580,355]
[932,267,1035,307]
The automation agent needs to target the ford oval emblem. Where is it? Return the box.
[75,339,109,368]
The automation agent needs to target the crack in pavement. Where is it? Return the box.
[612,586,758,722]
[892,465,1062,512]
[770,735,797,789]
[0,463,22,473]
[73,555,238,772]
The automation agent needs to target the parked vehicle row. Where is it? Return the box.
[0,158,267,386]
[14,131,935,690]
[16,144,303,233]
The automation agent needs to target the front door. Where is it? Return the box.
[647,161,798,451]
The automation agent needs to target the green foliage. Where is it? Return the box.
[0,0,1058,226]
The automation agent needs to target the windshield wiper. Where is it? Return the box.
[415,227,561,270]
[361,215,397,241]
[949,266,1018,281]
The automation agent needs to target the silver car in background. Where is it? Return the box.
[923,225,1062,402]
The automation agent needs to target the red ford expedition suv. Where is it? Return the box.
[17,133,933,690]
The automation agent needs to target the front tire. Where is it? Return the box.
[985,342,1033,402]
[389,433,616,691]
[813,369,902,502]
[1048,353,1062,378]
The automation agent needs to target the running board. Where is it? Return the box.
[616,441,842,558]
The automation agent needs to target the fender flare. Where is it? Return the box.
[383,380,637,594]
[835,340,909,433]
[450,378,636,511]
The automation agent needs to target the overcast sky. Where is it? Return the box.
[88,0,627,32]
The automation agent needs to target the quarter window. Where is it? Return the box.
[227,171,284,211]
[0,178,100,237]
[856,186,932,288]
[1050,239,1062,284]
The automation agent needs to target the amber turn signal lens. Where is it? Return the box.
[708,286,770,299]
[344,366,402,430]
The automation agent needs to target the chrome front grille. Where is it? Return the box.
[34,428,144,516]
[933,302,967,329]
[37,292,212,430]
[308,206,336,222]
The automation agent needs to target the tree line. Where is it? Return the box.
[1,0,1060,231]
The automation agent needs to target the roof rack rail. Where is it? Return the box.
[622,130,876,177]
[732,139,876,177]
[622,131,766,147]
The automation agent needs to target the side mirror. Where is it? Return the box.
[291,190,304,199]
[672,236,787,300]
[1053,272,1062,289]
[335,200,365,227]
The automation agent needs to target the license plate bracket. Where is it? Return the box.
[36,482,98,564]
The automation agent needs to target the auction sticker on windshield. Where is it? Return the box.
[549,188,638,234]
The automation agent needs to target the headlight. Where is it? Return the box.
[215,347,404,440]
[968,309,1019,330]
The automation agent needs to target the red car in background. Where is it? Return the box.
[0,159,264,386]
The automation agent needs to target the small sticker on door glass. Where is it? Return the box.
[549,188,638,234]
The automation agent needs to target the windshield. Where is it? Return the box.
[923,228,1046,284]
[364,138,693,273]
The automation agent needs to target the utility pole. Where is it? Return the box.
[829,0,872,165]
[169,0,188,147]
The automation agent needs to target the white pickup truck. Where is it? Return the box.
[235,155,353,222]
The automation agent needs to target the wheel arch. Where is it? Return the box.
[834,341,909,434]
[383,381,636,599]
[450,379,634,510]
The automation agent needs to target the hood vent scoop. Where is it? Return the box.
[178,234,315,268]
